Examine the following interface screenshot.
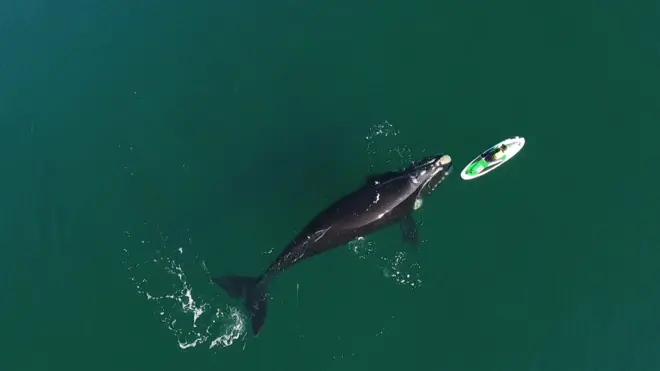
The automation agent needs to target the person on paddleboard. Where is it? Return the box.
[464,144,508,176]
[484,143,507,163]
[460,136,525,180]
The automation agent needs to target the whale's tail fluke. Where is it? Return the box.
[212,275,268,335]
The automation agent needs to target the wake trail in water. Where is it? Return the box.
[121,224,247,350]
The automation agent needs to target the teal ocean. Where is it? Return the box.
[1,1,657,370]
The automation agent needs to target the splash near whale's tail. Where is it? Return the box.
[212,275,268,335]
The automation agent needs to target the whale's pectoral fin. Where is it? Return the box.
[400,213,420,247]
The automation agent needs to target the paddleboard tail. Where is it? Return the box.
[212,275,268,336]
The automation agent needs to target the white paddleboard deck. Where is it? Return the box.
[460,136,526,180]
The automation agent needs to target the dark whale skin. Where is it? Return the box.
[213,153,453,335]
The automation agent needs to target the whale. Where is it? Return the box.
[213,153,453,335]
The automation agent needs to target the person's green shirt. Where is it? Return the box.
[467,151,506,175]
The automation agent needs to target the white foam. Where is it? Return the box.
[349,237,423,289]
[364,120,414,171]
[122,224,247,351]
[365,120,400,141]
[365,121,403,165]
[348,236,374,259]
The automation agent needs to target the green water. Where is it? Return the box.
[1,1,658,370]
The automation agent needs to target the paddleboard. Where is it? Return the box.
[460,136,525,180]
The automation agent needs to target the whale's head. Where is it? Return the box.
[407,154,453,197]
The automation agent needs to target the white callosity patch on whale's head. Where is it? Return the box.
[410,153,453,197]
